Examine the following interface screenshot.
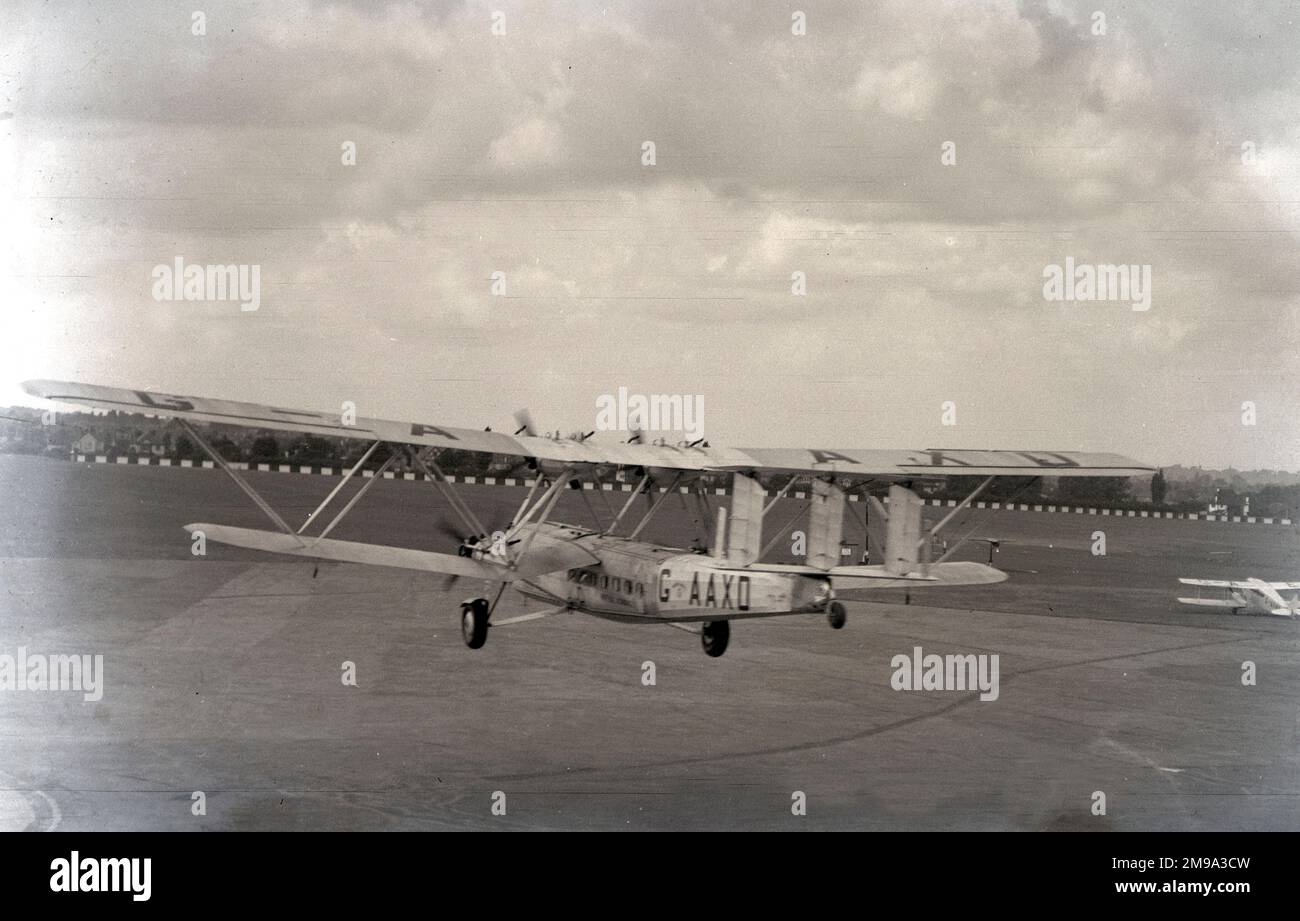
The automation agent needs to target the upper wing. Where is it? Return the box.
[24,379,1153,479]
[730,447,1149,477]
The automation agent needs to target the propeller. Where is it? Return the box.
[431,516,478,545]
[431,514,519,556]
[513,408,539,437]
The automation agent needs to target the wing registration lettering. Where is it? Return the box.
[1011,452,1079,468]
[135,391,195,412]
[904,450,974,468]
[809,450,857,465]
[409,422,460,440]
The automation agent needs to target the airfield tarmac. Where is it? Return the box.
[1,454,1297,831]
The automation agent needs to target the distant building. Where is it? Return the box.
[73,433,104,454]
[133,433,170,456]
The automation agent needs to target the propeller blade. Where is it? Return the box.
[513,408,539,437]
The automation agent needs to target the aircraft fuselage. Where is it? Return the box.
[501,522,830,623]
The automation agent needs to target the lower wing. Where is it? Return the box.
[745,560,1007,588]
[185,524,590,581]
[1176,597,1240,608]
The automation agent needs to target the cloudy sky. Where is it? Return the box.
[1,0,1297,469]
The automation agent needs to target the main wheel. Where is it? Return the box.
[461,598,490,649]
[701,620,730,657]
[827,601,847,630]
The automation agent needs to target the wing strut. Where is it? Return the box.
[179,421,409,552]
[627,472,684,540]
[509,467,575,567]
[309,451,400,544]
[178,420,303,544]
[405,447,491,539]
[299,440,381,534]
[921,476,995,551]
[760,497,812,559]
[510,473,545,529]
[763,474,800,514]
[602,472,652,536]
[932,476,1040,564]
[490,606,569,627]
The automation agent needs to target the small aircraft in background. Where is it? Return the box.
[1177,578,1300,618]
[23,379,1153,656]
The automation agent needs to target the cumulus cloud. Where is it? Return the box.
[0,0,1297,467]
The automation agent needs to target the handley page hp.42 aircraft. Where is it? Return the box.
[1177,578,1300,618]
[24,380,1153,657]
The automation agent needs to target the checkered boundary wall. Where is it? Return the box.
[71,454,1294,526]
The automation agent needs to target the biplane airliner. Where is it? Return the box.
[1177,578,1300,619]
[23,380,1152,657]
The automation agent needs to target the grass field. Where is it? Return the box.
[2,455,1297,830]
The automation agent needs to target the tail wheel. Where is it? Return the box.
[827,601,847,630]
[461,598,490,649]
[701,620,730,657]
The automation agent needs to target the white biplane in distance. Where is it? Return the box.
[1177,578,1300,619]
[24,380,1153,657]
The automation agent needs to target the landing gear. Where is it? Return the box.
[701,620,730,657]
[827,601,847,630]
[461,597,490,649]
